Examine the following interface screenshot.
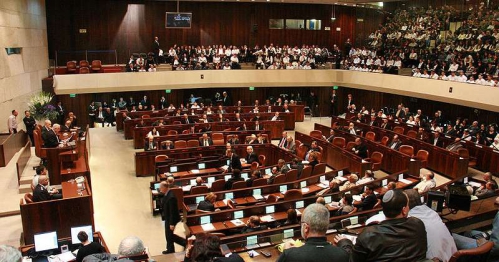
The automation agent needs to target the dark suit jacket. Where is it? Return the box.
[430,137,444,147]
[354,144,368,158]
[23,116,36,134]
[356,193,377,211]
[181,118,192,124]
[33,184,52,202]
[199,138,214,146]
[229,154,242,171]
[277,237,349,262]
[380,122,392,130]
[42,128,59,148]
[387,140,402,150]
[197,200,215,212]
[245,153,258,164]
[161,190,181,226]
[61,125,71,132]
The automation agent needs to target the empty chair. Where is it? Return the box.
[283,189,303,201]
[231,181,246,189]
[311,163,326,175]
[333,137,346,148]
[79,67,90,74]
[285,169,298,182]
[66,61,77,73]
[187,139,199,148]
[250,161,259,171]
[273,174,286,184]
[457,148,476,167]
[210,179,226,192]
[141,115,150,119]
[212,133,225,145]
[174,140,187,149]
[365,131,376,141]
[309,130,323,140]
[154,155,168,163]
[79,60,89,68]
[300,166,312,179]
[167,130,178,136]
[399,145,414,157]
[258,155,266,167]
[190,185,209,195]
[182,130,189,134]
[415,150,429,168]
[449,241,494,262]
[393,126,405,134]
[24,193,33,204]
[406,130,418,138]
[252,178,268,186]
[91,60,102,72]
[380,136,389,146]
[369,151,383,171]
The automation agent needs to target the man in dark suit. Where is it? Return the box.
[104,108,115,126]
[61,120,72,132]
[41,121,60,148]
[181,114,192,124]
[277,131,288,148]
[33,175,62,202]
[387,135,402,150]
[23,110,36,146]
[199,133,213,146]
[368,115,379,127]
[430,132,444,147]
[395,104,406,120]
[330,89,338,116]
[140,95,150,110]
[144,136,157,151]
[277,204,350,262]
[159,181,186,254]
[254,120,263,131]
[346,93,354,113]
[225,149,242,173]
[56,101,64,124]
[352,138,368,159]
[380,118,391,130]
[353,184,377,211]
[222,91,231,106]
[245,146,258,164]
[241,216,266,234]
[225,169,244,190]
[153,36,160,64]
[159,96,168,110]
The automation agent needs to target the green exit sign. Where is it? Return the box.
[69,94,76,98]
[249,87,255,91]
[165,89,172,94]
[333,86,339,90]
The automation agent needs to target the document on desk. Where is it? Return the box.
[301,188,310,193]
[468,181,482,188]
[317,183,328,188]
[57,252,76,262]
[230,219,244,226]
[260,215,274,222]
[191,169,200,174]
[201,223,216,231]
[338,234,358,244]
[329,202,340,207]
[182,185,192,192]
[336,176,347,182]
[352,195,362,202]
[399,178,412,185]
[254,194,264,201]
[220,165,229,171]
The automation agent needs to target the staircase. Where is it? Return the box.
[19,172,33,194]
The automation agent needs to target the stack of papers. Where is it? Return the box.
[468,181,482,187]
[336,176,347,182]
[231,219,244,226]
[260,215,275,222]
[329,201,340,207]
[399,178,412,185]
[191,169,200,174]
[301,188,310,193]
[201,223,215,231]
[318,183,328,189]
[254,195,264,200]
[182,185,192,192]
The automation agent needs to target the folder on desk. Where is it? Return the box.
[301,188,310,193]
[260,215,274,222]
[201,223,215,231]
[230,219,244,226]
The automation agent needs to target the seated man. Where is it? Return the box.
[199,133,213,147]
[245,146,258,164]
[353,184,377,211]
[285,136,296,154]
[453,211,499,260]
[246,170,261,187]
[277,159,290,175]
[290,158,304,178]
[357,170,375,185]
[339,174,358,191]
[197,192,217,212]
[83,236,150,261]
[241,216,266,234]
[162,140,174,150]
[41,121,60,148]
[76,231,105,262]
[475,181,498,199]
[352,138,368,159]
[337,189,427,261]
[144,136,157,151]
[266,166,279,184]
[278,204,350,262]
[32,165,47,189]
[33,175,62,202]
[413,172,436,194]
[387,135,402,150]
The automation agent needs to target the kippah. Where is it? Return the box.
[383,190,394,203]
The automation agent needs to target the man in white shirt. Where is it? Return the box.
[7,110,18,134]
[414,172,436,194]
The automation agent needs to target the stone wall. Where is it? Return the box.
[0,0,48,133]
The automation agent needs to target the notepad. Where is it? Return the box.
[260,215,275,222]
[231,219,244,226]
[301,188,310,193]
[201,223,215,231]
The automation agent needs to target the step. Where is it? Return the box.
[19,175,32,185]
[19,184,32,194]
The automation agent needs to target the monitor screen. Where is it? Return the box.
[241,173,248,180]
[170,166,178,173]
[398,174,404,181]
[320,175,326,182]
[300,181,306,188]
[324,196,332,203]
[34,231,58,252]
[283,229,294,239]
[265,168,271,174]
[295,200,304,209]
[154,183,161,190]
[198,163,206,169]
[266,205,275,214]
[190,179,197,186]
[463,177,469,184]
[350,216,359,225]
[207,177,215,184]
[279,185,287,193]
[226,159,230,166]
[382,179,388,187]
[71,225,93,244]
[225,192,234,200]
[165,12,192,29]
[196,196,204,204]
[253,189,261,195]
[338,170,344,177]
[200,216,211,225]
[224,175,231,181]
[247,235,258,246]
[234,210,244,219]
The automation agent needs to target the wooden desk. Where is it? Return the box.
[0,130,27,167]
[20,231,109,256]
[20,180,94,245]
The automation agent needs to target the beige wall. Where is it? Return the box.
[0,0,48,133]
[54,70,499,113]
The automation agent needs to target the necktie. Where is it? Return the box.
[186,119,189,124]
[279,138,285,147]
[204,140,208,146]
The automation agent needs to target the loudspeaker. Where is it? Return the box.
[447,185,471,211]
[427,190,445,212]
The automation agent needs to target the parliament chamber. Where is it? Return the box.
[1,0,499,261]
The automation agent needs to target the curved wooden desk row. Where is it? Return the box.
[116,105,305,131]
[131,120,284,145]
[137,130,270,149]
[184,170,419,236]
[136,144,295,177]
[328,117,468,179]
[123,111,295,138]
[20,180,94,245]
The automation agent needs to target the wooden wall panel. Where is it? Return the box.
[46,0,384,64]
